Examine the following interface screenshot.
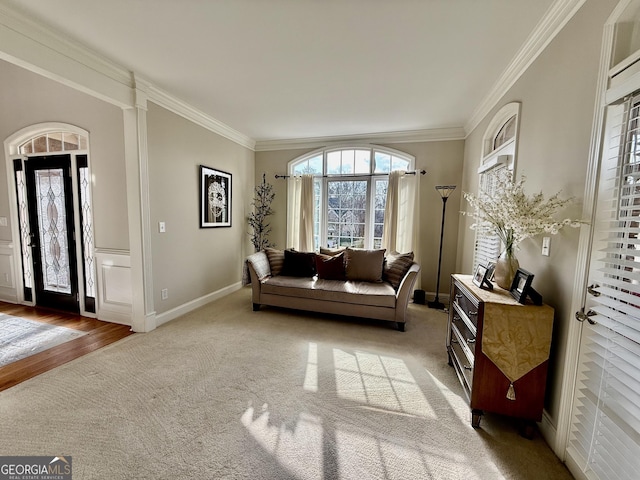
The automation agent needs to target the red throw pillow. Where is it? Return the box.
[315,252,346,280]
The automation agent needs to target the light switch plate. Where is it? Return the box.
[159,221,166,233]
[542,237,550,256]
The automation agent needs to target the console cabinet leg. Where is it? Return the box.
[397,322,405,332]
[471,409,483,428]
[518,420,536,439]
[253,303,260,311]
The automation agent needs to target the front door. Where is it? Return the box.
[24,155,79,313]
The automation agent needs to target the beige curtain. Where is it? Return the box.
[287,174,315,251]
[382,170,420,281]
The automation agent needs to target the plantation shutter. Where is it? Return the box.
[473,165,506,271]
[566,95,640,480]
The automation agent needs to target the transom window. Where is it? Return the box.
[19,132,87,154]
[289,146,414,250]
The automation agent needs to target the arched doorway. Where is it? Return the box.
[4,123,96,315]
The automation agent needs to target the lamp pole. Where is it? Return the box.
[428,185,456,310]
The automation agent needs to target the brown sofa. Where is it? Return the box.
[246,248,420,331]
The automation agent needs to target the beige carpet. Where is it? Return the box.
[0,288,572,480]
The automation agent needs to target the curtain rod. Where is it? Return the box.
[274,169,426,179]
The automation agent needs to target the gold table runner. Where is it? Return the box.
[456,276,554,399]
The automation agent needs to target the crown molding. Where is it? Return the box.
[0,3,133,108]
[0,4,255,151]
[140,78,256,151]
[464,0,587,136]
[254,127,465,152]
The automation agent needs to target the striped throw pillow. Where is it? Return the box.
[384,252,414,290]
[265,248,285,276]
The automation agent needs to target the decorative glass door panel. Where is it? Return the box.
[25,155,79,313]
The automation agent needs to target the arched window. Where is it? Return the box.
[473,102,520,270]
[289,145,414,250]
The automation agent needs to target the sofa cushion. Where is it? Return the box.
[262,276,396,308]
[384,252,415,290]
[345,248,386,282]
[265,248,284,276]
[280,249,316,277]
[315,252,346,280]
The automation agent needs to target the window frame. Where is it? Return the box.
[289,145,415,250]
[473,102,521,271]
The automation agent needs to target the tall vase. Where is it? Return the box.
[494,249,519,290]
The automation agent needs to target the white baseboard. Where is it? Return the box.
[155,282,243,327]
[97,309,133,327]
[538,408,559,454]
[0,287,18,304]
[423,291,450,305]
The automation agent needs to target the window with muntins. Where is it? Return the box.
[473,103,520,271]
[289,146,414,251]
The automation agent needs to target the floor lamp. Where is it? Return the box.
[428,185,456,310]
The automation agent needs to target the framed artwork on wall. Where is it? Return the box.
[200,165,232,228]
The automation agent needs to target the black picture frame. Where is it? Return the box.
[200,165,232,228]
[485,262,496,282]
[509,268,535,304]
[472,263,493,290]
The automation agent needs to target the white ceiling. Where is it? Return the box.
[3,0,558,143]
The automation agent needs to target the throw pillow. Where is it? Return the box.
[280,249,317,277]
[315,252,346,280]
[384,252,415,289]
[344,247,386,282]
[265,248,285,276]
[319,246,346,256]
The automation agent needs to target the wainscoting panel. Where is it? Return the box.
[0,241,17,303]
[95,249,132,325]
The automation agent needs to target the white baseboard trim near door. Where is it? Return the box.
[538,409,558,455]
[155,282,243,328]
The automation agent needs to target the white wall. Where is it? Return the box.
[146,102,254,317]
[457,0,619,426]
[0,58,128,250]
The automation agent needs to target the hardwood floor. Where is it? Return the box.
[0,303,134,392]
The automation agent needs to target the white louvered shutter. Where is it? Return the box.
[566,95,640,480]
[473,165,506,272]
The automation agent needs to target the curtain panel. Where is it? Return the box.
[286,174,315,251]
[382,171,420,287]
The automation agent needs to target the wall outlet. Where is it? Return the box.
[161,288,168,300]
[542,237,551,256]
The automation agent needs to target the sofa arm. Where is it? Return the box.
[395,263,420,323]
[247,251,271,308]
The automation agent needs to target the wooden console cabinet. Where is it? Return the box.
[447,274,554,434]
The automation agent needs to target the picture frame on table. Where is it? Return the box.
[485,262,496,281]
[200,165,232,228]
[472,263,493,290]
[509,268,541,304]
